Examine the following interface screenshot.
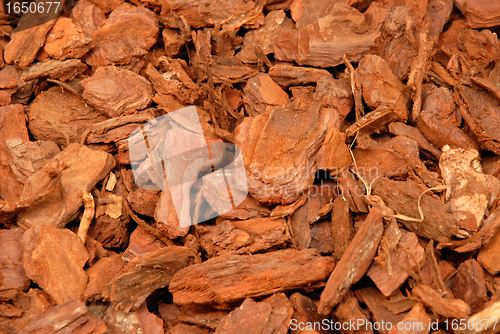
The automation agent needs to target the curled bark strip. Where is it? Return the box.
[78,189,95,243]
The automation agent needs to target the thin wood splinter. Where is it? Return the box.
[78,189,95,243]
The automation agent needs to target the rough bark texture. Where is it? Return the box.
[1,0,500,331]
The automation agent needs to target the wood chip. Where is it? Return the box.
[170,249,335,305]
[20,225,89,305]
[318,207,384,315]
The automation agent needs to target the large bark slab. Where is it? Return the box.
[79,66,153,117]
[170,249,335,305]
[235,101,349,204]
[28,86,107,147]
[275,3,379,68]
[17,143,115,229]
[20,225,88,305]
[85,6,159,67]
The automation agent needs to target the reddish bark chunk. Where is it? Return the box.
[44,17,93,60]
[0,104,29,203]
[85,6,159,67]
[20,226,89,305]
[170,249,335,305]
[79,66,154,117]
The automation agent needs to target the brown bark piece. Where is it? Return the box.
[0,230,30,290]
[237,10,294,63]
[70,0,106,37]
[290,292,330,334]
[418,108,477,151]
[44,17,93,60]
[85,111,156,145]
[17,143,115,229]
[421,259,456,291]
[0,65,19,90]
[478,229,500,275]
[311,76,354,124]
[102,246,195,312]
[79,66,153,117]
[94,304,143,334]
[367,230,426,297]
[456,300,500,334]
[454,0,500,28]
[155,185,190,240]
[316,128,352,174]
[356,54,410,123]
[373,177,459,242]
[330,195,353,261]
[318,207,384,315]
[235,102,348,204]
[210,57,259,84]
[452,259,488,312]
[412,283,471,320]
[89,196,131,249]
[0,104,29,203]
[243,73,289,116]
[352,147,408,183]
[458,27,500,68]
[438,204,500,253]
[6,138,60,184]
[334,291,374,334]
[275,3,379,68]
[274,30,299,63]
[4,20,56,69]
[85,6,158,67]
[407,0,453,123]
[162,28,185,59]
[355,287,406,334]
[289,187,334,249]
[388,122,441,159]
[215,294,293,334]
[160,0,265,31]
[198,218,289,256]
[270,197,308,219]
[28,86,107,147]
[169,249,335,305]
[364,0,421,81]
[458,86,500,155]
[20,59,87,82]
[127,188,160,218]
[20,225,88,305]
[439,146,500,233]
